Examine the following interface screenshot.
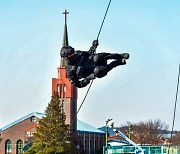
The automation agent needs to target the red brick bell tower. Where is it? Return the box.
[52,10,77,131]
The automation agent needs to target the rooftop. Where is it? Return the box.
[77,120,104,134]
[0,112,104,134]
[0,112,44,132]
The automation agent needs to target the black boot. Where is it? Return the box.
[119,53,129,59]
[116,58,126,65]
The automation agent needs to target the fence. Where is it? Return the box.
[103,145,180,154]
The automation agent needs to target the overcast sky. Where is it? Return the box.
[0,0,180,131]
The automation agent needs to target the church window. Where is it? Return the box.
[57,84,60,92]
[63,84,66,92]
[60,84,62,97]
[16,140,23,154]
[85,139,88,152]
[63,84,66,97]
[5,139,12,154]
[95,139,98,150]
[26,131,34,137]
[61,100,65,114]
[90,139,93,153]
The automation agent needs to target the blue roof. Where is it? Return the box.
[98,126,115,136]
[0,112,45,132]
[77,120,104,134]
[0,112,104,134]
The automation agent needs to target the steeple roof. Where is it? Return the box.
[62,22,69,47]
[60,10,69,67]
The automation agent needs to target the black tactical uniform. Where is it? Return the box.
[60,40,129,88]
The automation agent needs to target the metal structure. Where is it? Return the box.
[112,129,144,154]
[103,119,144,154]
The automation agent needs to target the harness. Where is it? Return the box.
[66,51,95,79]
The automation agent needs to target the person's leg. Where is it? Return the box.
[93,53,129,65]
[104,53,129,60]
[93,53,109,65]
[94,59,126,78]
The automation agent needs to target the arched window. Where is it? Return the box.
[16,140,23,154]
[63,84,66,97]
[5,139,12,154]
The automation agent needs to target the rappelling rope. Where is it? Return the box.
[96,0,112,41]
[168,63,180,154]
[60,80,94,146]
[60,0,112,146]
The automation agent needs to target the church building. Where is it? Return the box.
[0,10,105,154]
[52,10,105,153]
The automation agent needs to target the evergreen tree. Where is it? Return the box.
[25,93,75,154]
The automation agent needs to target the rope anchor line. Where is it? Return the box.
[168,63,180,154]
[60,0,112,146]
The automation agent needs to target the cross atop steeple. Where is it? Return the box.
[63,10,69,22]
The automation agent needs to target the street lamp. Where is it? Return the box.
[105,119,114,147]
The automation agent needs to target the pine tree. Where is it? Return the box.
[26,93,75,154]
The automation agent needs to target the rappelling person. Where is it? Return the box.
[60,40,129,88]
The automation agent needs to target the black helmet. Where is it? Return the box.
[60,46,75,58]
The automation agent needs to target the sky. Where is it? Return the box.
[0,0,180,131]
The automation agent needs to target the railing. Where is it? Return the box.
[103,145,180,154]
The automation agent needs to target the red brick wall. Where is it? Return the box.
[52,67,77,98]
[52,66,77,131]
[0,117,38,154]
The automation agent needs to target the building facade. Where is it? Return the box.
[0,112,105,154]
[0,112,44,154]
[77,120,105,154]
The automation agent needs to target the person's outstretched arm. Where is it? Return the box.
[69,76,90,88]
[88,40,99,55]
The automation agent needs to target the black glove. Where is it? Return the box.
[83,78,90,84]
[81,78,90,87]
[88,40,99,55]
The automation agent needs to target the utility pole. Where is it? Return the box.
[128,124,132,140]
